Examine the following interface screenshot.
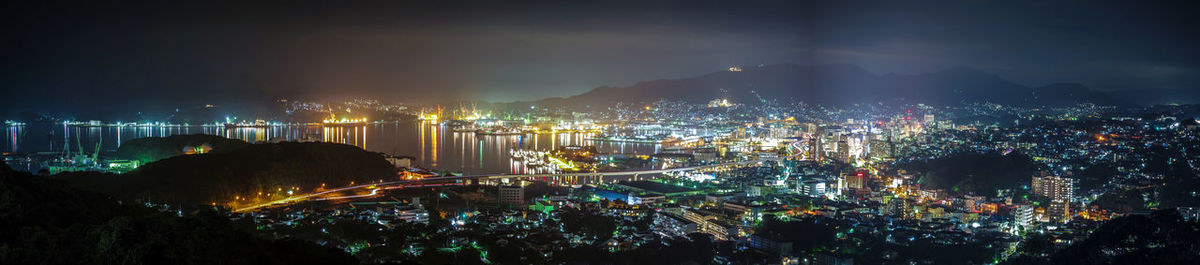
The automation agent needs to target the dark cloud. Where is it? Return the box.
[805,1,1200,91]
[1,0,1197,115]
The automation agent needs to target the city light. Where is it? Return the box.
[3,2,1197,264]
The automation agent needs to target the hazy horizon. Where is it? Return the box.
[4,1,1200,114]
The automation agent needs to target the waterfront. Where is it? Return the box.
[2,121,659,174]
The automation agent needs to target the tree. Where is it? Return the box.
[0,161,358,265]
[559,208,616,239]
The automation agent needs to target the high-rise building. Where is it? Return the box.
[869,138,892,160]
[843,172,865,190]
[1032,175,1074,223]
[498,185,525,206]
[769,127,791,138]
[1047,199,1071,223]
[803,123,818,134]
[1014,204,1034,233]
[836,140,850,162]
[810,137,822,161]
[800,179,827,197]
[1032,175,1075,202]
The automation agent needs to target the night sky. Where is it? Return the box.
[2,1,1198,115]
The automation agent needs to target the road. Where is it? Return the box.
[232,142,802,213]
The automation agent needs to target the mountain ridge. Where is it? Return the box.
[517,64,1127,109]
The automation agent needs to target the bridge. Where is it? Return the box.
[232,141,804,213]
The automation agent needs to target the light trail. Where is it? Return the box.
[232,184,376,212]
[232,141,803,213]
[313,188,382,201]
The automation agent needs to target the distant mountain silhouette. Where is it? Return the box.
[1111,88,1200,106]
[530,64,1123,108]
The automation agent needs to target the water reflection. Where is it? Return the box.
[3,122,658,174]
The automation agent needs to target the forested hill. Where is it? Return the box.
[0,160,357,265]
[59,141,396,206]
[897,152,1040,196]
[115,134,250,164]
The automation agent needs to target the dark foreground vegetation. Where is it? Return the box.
[1004,209,1200,265]
[0,161,357,265]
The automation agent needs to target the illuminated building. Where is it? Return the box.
[781,256,800,265]
[632,194,666,205]
[868,138,893,160]
[702,220,738,241]
[733,126,747,138]
[846,134,866,161]
[498,185,524,206]
[708,98,734,108]
[724,201,750,214]
[683,208,737,240]
[1035,206,1047,222]
[1047,199,1071,223]
[980,203,998,215]
[768,127,793,138]
[799,179,827,197]
[1014,204,1034,233]
[1032,175,1075,203]
[529,200,554,213]
[880,197,906,217]
[393,207,430,224]
[748,233,793,256]
[384,155,414,168]
[652,212,697,237]
[809,137,822,161]
[842,172,865,190]
[683,208,714,225]
[836,140,850,162]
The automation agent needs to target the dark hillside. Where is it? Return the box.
[0,161,357,265]
[61,141,395,205]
